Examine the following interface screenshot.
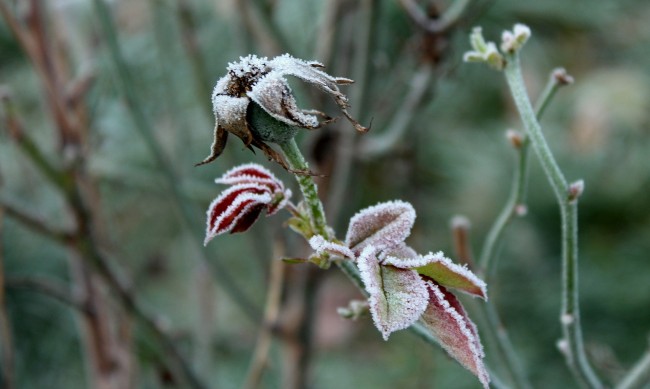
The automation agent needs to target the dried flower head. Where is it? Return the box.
[204,163,291,245]
[197,54,368,170]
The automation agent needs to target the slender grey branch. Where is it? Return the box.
[398,0,473,33]
[92,0,260,323]
[479,67,571,278]
[5,276,92,315]
[504,53,603,389]
[616,342,650,389]
[359,63,433,157]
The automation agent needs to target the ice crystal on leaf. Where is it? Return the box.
[308,235,355,260]
[345,200,416,254]
[357,246,429,340]
[204,163,291,245]
[196,54,368,170]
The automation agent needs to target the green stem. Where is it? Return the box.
[616,346,650,389]
[278,138,329,239]
[278,136,510,386]
[504,53,603,389]
[477,301,531,389]
[479,68,566,278]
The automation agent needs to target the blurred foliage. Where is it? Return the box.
[1,0,649,388]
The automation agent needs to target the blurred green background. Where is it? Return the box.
[1,0,649,388]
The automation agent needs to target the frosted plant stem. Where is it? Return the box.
[504,54,603,389]
[279,137,509,386]
[279,139,330,239]
[479,68,566,279]
[616,346,650,389]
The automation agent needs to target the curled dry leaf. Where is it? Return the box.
[204,163,291,245]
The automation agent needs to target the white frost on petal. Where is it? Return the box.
[212,75,231,99]
[204,189,272,245]
[346,200,416,253]
[226,54,270,79]
[249,73,319,128]
[421,281,489,389]
[215,163,285,193]
[357,246,429,340]
[308,235,355,260]
[212,95,249,134]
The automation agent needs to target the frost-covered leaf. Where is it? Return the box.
[357,246,429,340]
[346,201,416,254]
[420,281,489,389]
[308,235,354,260]
[385,251,487,300]
[204,183,272,245]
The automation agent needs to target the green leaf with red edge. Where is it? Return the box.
[420,281,489,389]
[384,251,487,299]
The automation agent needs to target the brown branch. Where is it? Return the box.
[242,242,286,389]
[0,208,16,389]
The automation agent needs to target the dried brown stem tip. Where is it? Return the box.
[552,68,575,86]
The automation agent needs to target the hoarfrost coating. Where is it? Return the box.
[196,54,368,170]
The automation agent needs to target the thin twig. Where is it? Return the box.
[449,214,531,388]
[479,67,572,279]
[359,63,434,157]
[4,106,208,389]
[5,275,92,315]
[1,198,76,244]
[242,247,286,389]
[616,342,650,389]
[0,207,16,389]
[326,0,377,225]
[398,0,474,33]
[92,0,260,322]
[504,53,603,389]
[240,0,291,55]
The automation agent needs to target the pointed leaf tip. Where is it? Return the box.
[420,281,489,388]
[346,200,416,254]
[385,251,487,300]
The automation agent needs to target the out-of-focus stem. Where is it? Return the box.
[398,0,474,33]
[359,63,433,157]
[92,0,260,322]
[504,53,603,389]
[326,0,377,225]
[0,207,16,389]
[479,67,569,278]
[450,215,531,388]
[242,242,286,389]
[616,345,650,389]
[4,276,91,315]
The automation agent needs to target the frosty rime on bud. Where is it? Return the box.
[197,54,368,171]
